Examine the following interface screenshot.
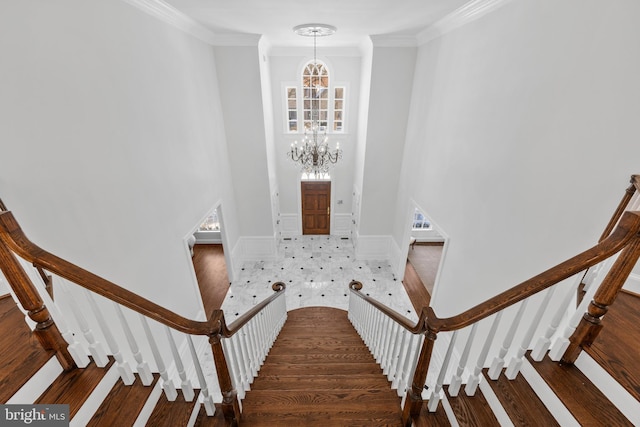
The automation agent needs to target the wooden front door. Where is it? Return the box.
[301,181,331,235]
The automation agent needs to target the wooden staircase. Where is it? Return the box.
[3,291,639,426]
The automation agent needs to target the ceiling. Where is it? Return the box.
[163,0,472,47]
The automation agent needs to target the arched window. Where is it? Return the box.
[302,61,329,131]
[285,61,346,134]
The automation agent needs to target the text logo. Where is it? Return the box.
[1,405,69,426]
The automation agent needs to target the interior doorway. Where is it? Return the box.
[404,205,446,300]
[189,206,231,319]
[301,181,331,235]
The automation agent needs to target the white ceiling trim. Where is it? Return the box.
[122,0,216,44]
[370,35,418,48]
[417,0,514,44]
[122,0,261,46]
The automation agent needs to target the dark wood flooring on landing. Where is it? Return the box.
[0,294,55,403]
[191,244,229,318]
[584,290,640,401]
[407,242,443,295]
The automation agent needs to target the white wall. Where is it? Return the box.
[399,0,640,317]
[359,45,416,237]
[268,48,362,235]
[214,46,274,239]
[0,0,237,319]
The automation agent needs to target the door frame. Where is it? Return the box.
[297,175,334,236]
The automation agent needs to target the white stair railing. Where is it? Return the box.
[141,315,177,400]
[59,279,110,367]
[17,261,90,368]
[86,291,135,384]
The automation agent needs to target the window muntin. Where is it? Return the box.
[284,61,345,134]
[302,62,329,131]
[412,208,431,230]
[333,86,345,132]
[286,87,298,132]
[199,211,220,231]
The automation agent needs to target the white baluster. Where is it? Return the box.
[236,330,255,389]
[373,311,385,358]
[22,267,90,368]
[222,337,245,400]
[165,326,195,400]
[114,304,153,385]
[488,300,528,379]
[465,312,503,396]
[140,315,177,400]
[59,280,109,367]
[531,282,577,361]
[449,323,478,397]
[390,329,408,386]
[396,332,420,398]
[549,263,609,361]
[187,336,215,416]
[505,288,555,379]
[382,322,399,375]
[233,333,250,391]
[373,314,388,363]
[428,331,458,412]
[85,291,134,384]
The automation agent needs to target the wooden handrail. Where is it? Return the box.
[349,281,429,334]
[350,210,640,427]
[351,210,640,336]
[0,208,288,425]
[0,211,214,336]
[222,282,286,337]
[599,174,640,242]
[428,210,640,332]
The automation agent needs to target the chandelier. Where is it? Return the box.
[288,24,342,176]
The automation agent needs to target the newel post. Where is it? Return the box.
[209,313,241,426]
[562,231,640,364]
[0,237,75,370]
[401,321,438,427]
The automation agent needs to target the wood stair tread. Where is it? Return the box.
[526,352,633,426]
[0,296,56,402]
[482,369,559,426]
[239,410,403,426]
[413,400,452,427]
[258,362,384,376]
[264,352,378,364]
[86,374,160,426]
[194,404,227,427]
[251,375,393,390]
[444,385,500,427]
[584,290,640,401]
[35,357,115,419]
[242,389,401,410]
[147,389,200,427]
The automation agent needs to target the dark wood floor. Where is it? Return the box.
[585,290,640,401]
[407,242,443,295]
[191,244,230,319]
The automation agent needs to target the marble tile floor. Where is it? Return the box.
[220,235,418,324]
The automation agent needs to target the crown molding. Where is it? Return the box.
[370,34,418,48]
[122,0,218,44]
[417,0,514,44]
